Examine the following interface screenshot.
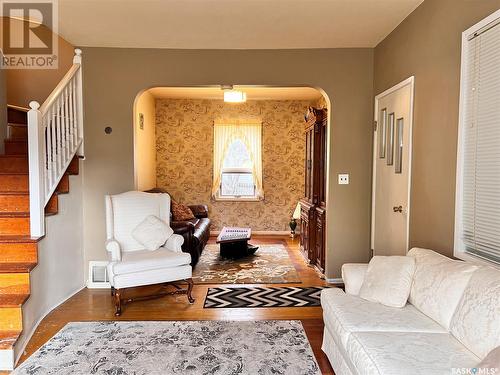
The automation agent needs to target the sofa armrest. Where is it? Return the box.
[170,220,195,235]
[105,239,122,261]
[188,204,209,219]
[342,263,369,296]
[164,233,184,252]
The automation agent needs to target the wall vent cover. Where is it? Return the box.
[88,261,111,289]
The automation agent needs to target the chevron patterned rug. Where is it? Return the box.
[204,286,328,308]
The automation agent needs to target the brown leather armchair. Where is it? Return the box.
[146,188,211,267]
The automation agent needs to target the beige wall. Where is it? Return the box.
[16,173,84,365]
[1,17,74,108]
[81,48,374,278]
[134,90,157,190]
[155,98,310,231]
[374,0,500,257]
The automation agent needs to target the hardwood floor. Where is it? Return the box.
[18,236,334,374]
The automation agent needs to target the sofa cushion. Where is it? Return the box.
[449,266,500,359]
[132,215,173,251]
[342,263,368,296]
[359,256,415,308]
[408,248,478,329]
[321,288,446,348]
[112,264,192,289]
[111,248,191,275]
[345,331,479,375]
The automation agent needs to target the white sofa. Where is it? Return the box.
[321,248,500,375]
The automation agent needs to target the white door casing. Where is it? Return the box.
[371,77,415,256]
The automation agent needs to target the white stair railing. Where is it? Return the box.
[28,49,84,237]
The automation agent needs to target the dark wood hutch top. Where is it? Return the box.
[305,107,328,131]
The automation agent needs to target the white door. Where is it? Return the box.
[372,78,414,256]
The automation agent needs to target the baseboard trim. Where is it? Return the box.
[0,349,14,371]
[13,285,86,368]
[210,230,292,236]
[326,278,344,284]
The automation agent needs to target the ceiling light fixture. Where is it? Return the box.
[221,85,247,103]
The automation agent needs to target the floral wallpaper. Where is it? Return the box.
[155,99,313,231]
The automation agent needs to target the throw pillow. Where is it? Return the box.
[359,256,416,308]
[132,215,173,251]
[171,201,195,221]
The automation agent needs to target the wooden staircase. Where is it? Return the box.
[0,106,80,369]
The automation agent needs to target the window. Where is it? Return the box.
[220,139,255,197]
[212,121,263,200]
[455,10,500,266]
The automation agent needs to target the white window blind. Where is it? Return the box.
[456,14,500,265]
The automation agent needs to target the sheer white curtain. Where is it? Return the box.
[212,120,263,199]
[212,123,233,198]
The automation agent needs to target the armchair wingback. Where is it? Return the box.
[105,191,171,253]
[104,191,194,315]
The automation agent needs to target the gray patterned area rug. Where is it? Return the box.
[13,320,321,375]
[205,286,327,308]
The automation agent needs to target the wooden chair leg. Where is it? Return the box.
[114,289,122,316]
[186,278,195,304]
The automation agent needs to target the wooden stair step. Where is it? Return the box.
[0,330,20,350]
[0,173,70,194]
[0,294,29,308]
[67,156,80,175]
[0,236,37,243]
[56,173,70,193]
[4,138,27,155]
[0,193,58,215]
[7,124,27,139]
[0,174,29,193]
[0,308,22,331]
[0,273,29,294]
[0,242,37,273]
[0,215,30,236]
[0,262,36,273]
[0,275,29,330]
[0,156,28,173]
[7,105,28,125]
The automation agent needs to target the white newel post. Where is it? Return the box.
[28,101,45,237]
[73,48,84,157]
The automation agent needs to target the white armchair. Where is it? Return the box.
[105,191,194,316]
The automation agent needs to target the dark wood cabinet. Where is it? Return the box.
[300,107,327,273]
[314,206,326,273]
[299,199,315,262]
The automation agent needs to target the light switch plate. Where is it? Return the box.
[338,173,349,185]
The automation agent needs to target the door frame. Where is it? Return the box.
[371,76,415,253]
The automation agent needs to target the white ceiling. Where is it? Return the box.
[58,0,424,49]
[148,86,323,101]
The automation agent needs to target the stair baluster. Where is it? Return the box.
[27,49,84,237]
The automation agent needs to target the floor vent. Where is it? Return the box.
[87,261,111,289]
